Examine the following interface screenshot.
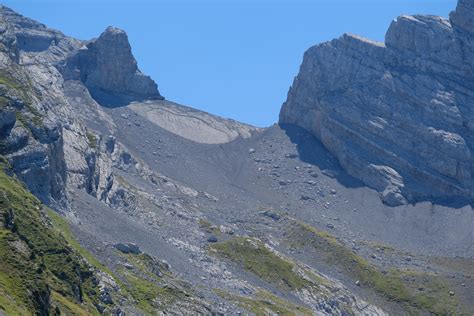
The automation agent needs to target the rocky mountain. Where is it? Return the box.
[0,2,473,315]
[280,0,474,207]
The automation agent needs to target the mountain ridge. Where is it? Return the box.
[0,2,473,315]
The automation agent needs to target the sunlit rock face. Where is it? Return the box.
[62,26,163,106]
[280,1,474,206]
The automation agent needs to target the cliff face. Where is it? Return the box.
[61,26,163,106]
[280,0,474,205]
[0,6,164,208]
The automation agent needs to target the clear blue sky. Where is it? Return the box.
[4,0,456,127]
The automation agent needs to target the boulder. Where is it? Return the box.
[114,243,141,254]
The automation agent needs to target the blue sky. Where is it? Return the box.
[5,0,456,127]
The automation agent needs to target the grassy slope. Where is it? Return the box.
[286,219,466,315]
[210,236,313,292]
[209,236,315,314]
[0,159,100,315]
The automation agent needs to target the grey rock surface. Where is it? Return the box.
[1,2,474,315]
[129,100,258,144]
[279,1,474,205]
[62,26,163,106]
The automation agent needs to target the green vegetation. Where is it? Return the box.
[198,218,221,235]
[118,252,196,314]
[0,72,24,91]
[215,288,312,316]
[0,158,101,315]
[210,236,312,291]
[0,71,43,127]
[0,96,10,107]
[286,219,465,315]
[86,132,97,149]
[46,208,113,278]
[49,193,207,314]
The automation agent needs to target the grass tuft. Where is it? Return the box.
[210,236,311,291]
[286,219,465,315]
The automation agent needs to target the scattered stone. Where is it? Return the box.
[262,210,281,221]
[326,223,335,229]
[381,188,407,207]
[301,195,311,201]
[355,280,361,286]
[449,291,455,296]
[99,289,113,305]
[114,243,141,254]
[248,148,256,154]
[123,263,134,270]
[207,235,218,243]
[279,180,288,186]
[330,189,337,195]
[285,153,298,159]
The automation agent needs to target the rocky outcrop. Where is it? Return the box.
[62,26,163,106]
[280,0,474,205]
[0,5,166,208]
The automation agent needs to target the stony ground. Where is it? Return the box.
[64,100,474,314]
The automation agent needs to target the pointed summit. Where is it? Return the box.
[450,0,474,34]
[63,26,163,106]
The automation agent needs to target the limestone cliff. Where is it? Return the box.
[61,26,163,106]
[280,0,474,205]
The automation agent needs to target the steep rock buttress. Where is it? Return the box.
[280,0,474,206]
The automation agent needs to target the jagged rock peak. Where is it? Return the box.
[450,0,474,34]
[279,0,474,206]
[0,5,46,30]
[62,25,163,106]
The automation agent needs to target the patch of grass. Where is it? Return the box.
[118,263,189,314]
[0,72,43,127]
[46,208,113,277]
[0,96,10,107]
[210,236,311,291]
[115,252,208,314]
[0,73,23,91]
[198,218,221,235]
[215,288,312,315]
[285,219,465,315]
[86,132,97,149]
[0,162,100,314]
[51,291,93,316]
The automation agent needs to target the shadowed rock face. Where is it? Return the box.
[62,26,163,106]
[280,0,474,206]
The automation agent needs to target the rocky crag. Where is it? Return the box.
[1,2,473,315]
[280,0,474,206]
